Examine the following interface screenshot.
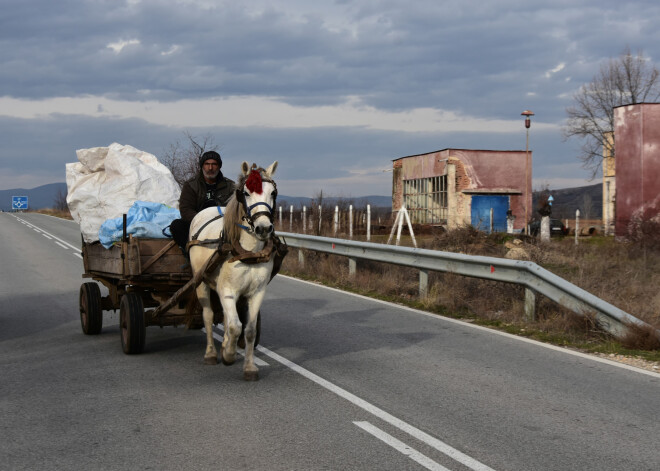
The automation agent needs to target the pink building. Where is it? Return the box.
[613,103,660,237]
[392,149,531,232]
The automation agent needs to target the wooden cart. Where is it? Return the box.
[79,231,259,354]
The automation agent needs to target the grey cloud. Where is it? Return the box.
[2,0,658,192]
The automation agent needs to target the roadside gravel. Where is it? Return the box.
[593,353,660,374]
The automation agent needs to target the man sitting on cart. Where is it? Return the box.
[170,150,235,256]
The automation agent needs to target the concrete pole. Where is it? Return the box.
[349,205,353,239]
[333,206,339,236]
[367,205,371,242]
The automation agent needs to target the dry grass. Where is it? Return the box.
[33,208,73,220]
[280,223,660,359]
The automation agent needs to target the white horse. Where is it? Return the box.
[188,161,280,381]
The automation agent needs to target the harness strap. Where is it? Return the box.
[191,213,223,241]
[186,238,222,251]
[186,209,224,252]
[228,238,275,264]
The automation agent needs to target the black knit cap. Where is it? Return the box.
[199,150,222,168]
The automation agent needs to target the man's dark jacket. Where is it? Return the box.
[179,171,235,222]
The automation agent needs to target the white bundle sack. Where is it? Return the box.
[66,143,181,243]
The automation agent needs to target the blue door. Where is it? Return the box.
[471,195,508,232]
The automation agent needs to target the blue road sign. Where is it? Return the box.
[12,196,28,210]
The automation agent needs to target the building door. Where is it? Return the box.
[471,195,508,232]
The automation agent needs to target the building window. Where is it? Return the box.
[403,175,448,224]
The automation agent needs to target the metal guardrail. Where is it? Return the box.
[278,232,656,339]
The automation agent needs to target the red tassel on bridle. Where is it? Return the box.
[245,170,263,194]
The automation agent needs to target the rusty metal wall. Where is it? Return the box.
[614,103,660,236]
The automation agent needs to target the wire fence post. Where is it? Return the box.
[367,204,371,242]
[333,206,339,236]
[349,205,353,239]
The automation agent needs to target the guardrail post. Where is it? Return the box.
[524,287,536,321]
[298,248,305,267]
[348,257,356,277]
[419,269,428,299]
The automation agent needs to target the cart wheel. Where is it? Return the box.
[79,282,103,335]
[120,293,145,354]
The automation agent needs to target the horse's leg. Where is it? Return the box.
[241,289,267,381]
[196,282,218,365]
[218,286,241,366]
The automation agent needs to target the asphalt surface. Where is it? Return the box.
[1,212,659,470]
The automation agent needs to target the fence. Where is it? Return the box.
[276,204,391,239]
[277,232,657,340]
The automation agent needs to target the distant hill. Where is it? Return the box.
[0,182,67,211]
[2,181,601,218]
[533,183,602,220]
[0,182,392,211]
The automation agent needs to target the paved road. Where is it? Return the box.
[1,212,659,470]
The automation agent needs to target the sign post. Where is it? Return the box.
[12,196,28,211]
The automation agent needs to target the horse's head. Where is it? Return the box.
[235,161,278,241]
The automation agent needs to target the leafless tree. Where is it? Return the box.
[581,194,593,220]
[53,188,68,212]
[160,131,220,188]
[564,47,660,177]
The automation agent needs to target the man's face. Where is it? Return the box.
[202,160,220,181]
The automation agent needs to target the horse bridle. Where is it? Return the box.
[235,176,278,232]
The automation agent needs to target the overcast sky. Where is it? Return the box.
[2,0,659,197]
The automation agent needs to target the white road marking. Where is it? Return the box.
[55,241,69,250]
[354,421,451,471]
[12,215,83,257]
[201,326,270,367]
[42,233,52,239]
[257,344,495,471]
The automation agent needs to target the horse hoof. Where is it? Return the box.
[244,371,259,381]
[220,347,235,366]
[203,355,218,365]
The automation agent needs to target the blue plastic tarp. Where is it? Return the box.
[98,201,180,249]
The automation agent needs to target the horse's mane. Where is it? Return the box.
[223,166,268,244]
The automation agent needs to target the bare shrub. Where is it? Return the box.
[620,324,660,351]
